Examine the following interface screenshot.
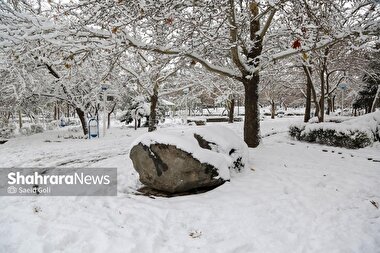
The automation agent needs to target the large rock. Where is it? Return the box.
[129,126,249,193]
[130,143,225,193]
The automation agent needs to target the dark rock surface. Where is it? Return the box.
[130,143,226,193]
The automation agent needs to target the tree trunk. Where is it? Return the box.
[18,109,22,129]
[319,95,324,122]
[314,106,319,119]
[303,64,319,119]
[149,84,159,132]
[107,103,116,129]
[228,97,235,123]
[66,103,70,118]
[304,85,311,122]
[57,104,60,119]
[54,104,57,120]
[107,112,111,129]
[319,71,325,122]
[332,95,336,112]
[240,1,262,148]
[327,97,332,115]
[303,65,312,122]
[318,47,329,122]
[75,107,88,135]
[271,100,275,119]
[371,84,380,112]
[243,76,261,148]
[326,73,331,115]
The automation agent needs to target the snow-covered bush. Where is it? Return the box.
[46,121,58,130]
[289,111,380,149]
[0,124,16,139]
[307,115,351,124]
[325,116,352,123]
[119,96,151,126]
[20,124,45,135]
[68,126,82,132]
[187,117,206,126]
[288,123,304,140]
[67,118,81,126]
[19,126,31,136]
[157,117,185,128]
[307,117,319,123]
[57,133,86,139]
[30,124,44,134]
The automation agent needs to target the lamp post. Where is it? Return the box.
[338,83,347,115]
[183,88,189,122]
[101,85,108,137]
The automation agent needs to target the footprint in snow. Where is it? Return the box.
[189,230,202,239]
[370,200,379,209]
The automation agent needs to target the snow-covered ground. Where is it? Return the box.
[0,117,379,253]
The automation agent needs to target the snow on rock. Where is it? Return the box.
[131,125,249,176]
[193,125,249,172]
[129,125,249,193]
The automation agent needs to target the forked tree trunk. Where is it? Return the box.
[240,1,262,148]
[75,107,88,135]
[228,97,235,123]
[243,76,261,148]
[303,64,319,120]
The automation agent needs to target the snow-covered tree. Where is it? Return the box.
[1,0,379,145]
[353,46,380,113]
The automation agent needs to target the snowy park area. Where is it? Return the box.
[1,117,379,253]
[1,1,380,252]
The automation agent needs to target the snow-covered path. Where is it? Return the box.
[0,118,379,253]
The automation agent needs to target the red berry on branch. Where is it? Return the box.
[292,39,301,49]
[165,17,174,25]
